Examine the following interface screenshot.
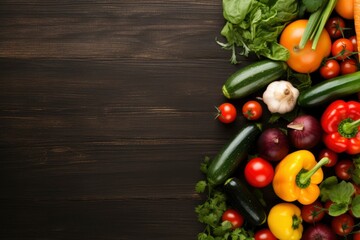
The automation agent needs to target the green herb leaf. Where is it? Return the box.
[319,176,338,201]
[196,180,207,193]
[329,181,355,204]
[197,233,214,240]
[351,195,360,218]
[213,221,232,236]
[200,156,211,174]
[352,168,360,185]
[301,0,324,12]
[220,0,298,62]
[328,202,349,216]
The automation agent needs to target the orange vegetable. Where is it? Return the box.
[279,19,331,73]
[355,0,360,61]
[335,0,354,20]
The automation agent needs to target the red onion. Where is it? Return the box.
[302,223,336,240]
[257,128,289,162]
[287,115,322,149]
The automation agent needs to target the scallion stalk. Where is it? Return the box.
[311,0,338,50]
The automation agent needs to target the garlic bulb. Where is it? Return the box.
[262,80,299,114]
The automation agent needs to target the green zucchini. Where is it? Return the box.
[222,60,288,99]
[207,123,261,186]
[224,177,267,226]
[298,71,360,107]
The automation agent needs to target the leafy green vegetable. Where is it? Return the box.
[195,157,253,240]
[218,0,299,63]
[319,176,338,202]
[320,177,355,216]
[329,181,354,204]
[351,195,360,218]
[328,202,349,216]
[301,0,325,13]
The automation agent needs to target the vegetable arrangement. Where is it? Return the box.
[195,0,360,239]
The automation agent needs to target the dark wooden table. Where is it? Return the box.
[0,1,247,239]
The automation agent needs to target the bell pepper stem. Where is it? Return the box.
[298,157,329,187]
[341,118,360,137]
[292,214,301,230]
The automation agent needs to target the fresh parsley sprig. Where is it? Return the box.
[195,157,254,240]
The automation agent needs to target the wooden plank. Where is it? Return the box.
[0,59,245,143]
[0,0,230,60]
[0,140,228,200]
[0,198,204,240]
[0,1,254,239]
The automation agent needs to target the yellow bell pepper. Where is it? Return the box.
[268,203,303,240]
[272,150,329,205]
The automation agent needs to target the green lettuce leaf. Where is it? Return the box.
[220,0,298,62]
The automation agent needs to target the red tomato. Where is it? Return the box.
[242,100,262,120]
[349,35,358,53]
[318,148,338,167]
[279,19,331,73]
[353,182,360,195]
[335,0,354,20]
[319,59,340,79]
[301,200,325,223]
[244,157,274,188]
[325,16,346,39]
[221,209,244,229]
[331,38,354,60]
[216,103,237,124]
[340,58,358,75]
[354,231,360,240]
[254,228,277,240]
[331,213,355,236]
[335,159,354,180]
[324,200,333,215]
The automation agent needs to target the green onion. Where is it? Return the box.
[312,0,338,50]
[299,0,338,50]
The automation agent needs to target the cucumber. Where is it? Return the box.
[222,60,288,99]
[224,177,267,226]
[298,71,360,107]
[207,123,261,186]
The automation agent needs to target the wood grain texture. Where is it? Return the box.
[0,1,249,239]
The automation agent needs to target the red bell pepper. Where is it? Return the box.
[321,100,360,155]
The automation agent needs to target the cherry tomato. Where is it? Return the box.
[340,58,358,75]
[353,183,360,195]
[254,228,277,240]
[216,103,237,124]
[318,148,338,167]
[324,200,333,215]
[335,0,354,20]
[319,59,340,79]
[354,231,360,240]
[335,159,354,180]
[242,100,263,120]
[325,16,346,39]
[301,200,325,223]
[244,157,274,188]
[331,38,354,60]
[221,209,244,229]
[349,35,358,53]
[280,19,331,73]
[331,213,355,236]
